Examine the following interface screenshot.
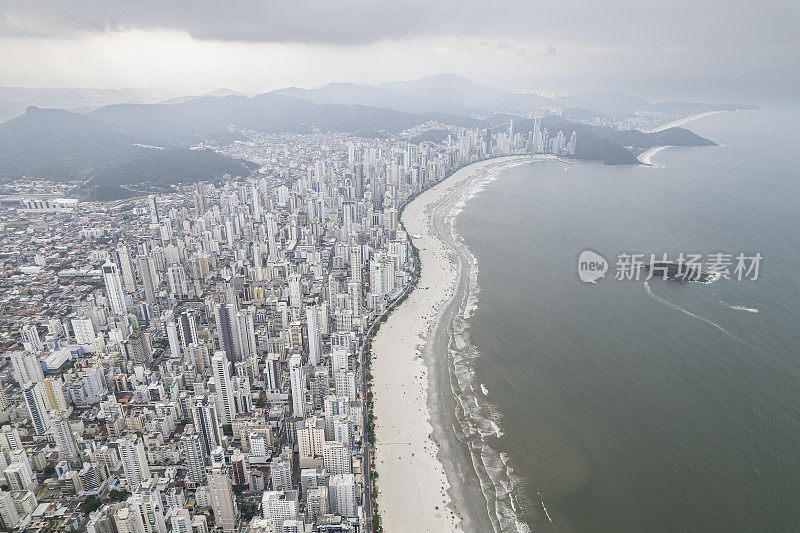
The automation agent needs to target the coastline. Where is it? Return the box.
[371,155,539,532]
[648,110,723,133]
[637,145,671,165]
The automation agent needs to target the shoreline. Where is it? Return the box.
[648,110,723,133]
[637,145,671,165]
[372,155,538,532]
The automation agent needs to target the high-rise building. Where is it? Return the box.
[230,448,249,487]
[23,381,51,435]
[102,261,128,316]
[52,410,80,462]
[136,256,159,308]
[214,302,237,363]
[0,490,20,529]
[116,243,137,293]
[180,428,206,485]
[170,509,193,533]
[212,352,236,426]
[328,473,357,518]
[261,491,299,531]
[296,416,325,468]
[147,195,160,224]
[322,440,352,476]
[306,304,321,367]
[289,355,305,418]
[233,307,258,367]
[177,310,199,354]
[190,398,223,459]
[19,322,44,353]
[113,505,140,533]
[164,311,181,359]
[208,454,238,533]
[270,456,292,492]
[116,434,151,489]
[9,351,43,385]
[265,352,281,393]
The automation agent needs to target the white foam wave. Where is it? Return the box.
[644,281,749,345]
[719,300,759,313]
[436,158,549,533]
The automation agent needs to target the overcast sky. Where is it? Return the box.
[0,1,796,100]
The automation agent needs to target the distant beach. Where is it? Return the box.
[648,110,723,133]
[637,145,671,165]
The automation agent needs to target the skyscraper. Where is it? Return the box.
[116,433,150,488]
[214,302,237,363]
[306,304,321,367]
[102,260,128,317]
[289,355,305,418]
[51,410,79,463]
[23,381,50,435]
[180,428,206,485]
[191,397,223,458]
[212,352,236,426]
[233,307,258,367]
[208,453,238,533]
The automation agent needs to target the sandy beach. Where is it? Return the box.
[637,145,671,165]
[648,110,722,133]
[371,156,535,532]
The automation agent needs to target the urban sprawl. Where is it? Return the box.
[0,120,575,533]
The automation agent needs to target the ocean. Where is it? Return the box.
[450,105,800,532]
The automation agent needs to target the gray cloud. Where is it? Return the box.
[0,0,797,49]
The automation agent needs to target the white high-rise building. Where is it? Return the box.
[261,491,299,531]
[0,490,20,529]
[212,352,236,425]
[116,243,137,293]
[334,370,357,402]
[71,316,96,345]
[103,261,128,316]
[208,455,238,533]
[305,304,321,367]
[52,410,79,462]
[170,509,193,533]
[9,351,43,385]
[19,322,44,353]
[233,308,258,367]
[328,473,357,518]
[289,355,305,418]
[296,417,325,468]
[117,434,151,488]
[164,311,181,359]
[322,440,352,476]
[113,505,140,533]
[129,491,168,533]
[270,457,292,492]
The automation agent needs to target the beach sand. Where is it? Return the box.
[371,156,534,532]
[637,145,671,165]
[648,110,722,133]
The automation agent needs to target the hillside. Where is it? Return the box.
[0,107,253,185]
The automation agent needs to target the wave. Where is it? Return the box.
[643,281,750,345]
[438,158,545,533]
[719,300,759,313]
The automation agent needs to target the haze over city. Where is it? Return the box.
[0,1,796,99]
